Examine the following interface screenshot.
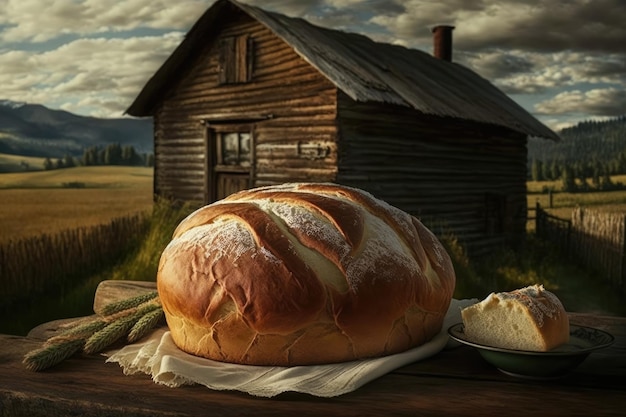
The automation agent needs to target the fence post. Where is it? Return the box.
[567,220,572,257]
[549,190,553,208]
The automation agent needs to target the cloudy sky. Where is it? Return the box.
[1,0,624,131]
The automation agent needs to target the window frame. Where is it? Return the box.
[218,34,254,85]
[215,131,252,170]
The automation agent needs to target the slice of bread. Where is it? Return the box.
[460,284,569,351]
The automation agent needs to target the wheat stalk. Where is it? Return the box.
[84,302,160,354]
[23,291,164,372]
[57,317,107,338]
[98,291,159,316]
[23,338,85,372]
[128,308,165,343]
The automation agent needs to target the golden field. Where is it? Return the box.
[4,168,626,242]
[0,166,154,242]
[527,176,626,228]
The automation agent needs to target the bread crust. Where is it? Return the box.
[157,183,456,365]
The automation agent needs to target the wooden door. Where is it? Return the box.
[206,126,253,203]
[216,173,249,200]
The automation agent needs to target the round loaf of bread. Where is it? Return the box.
[157,182,456,365]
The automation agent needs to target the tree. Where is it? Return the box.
[43,157,54,170]
[550,159,561,180]
[561,165,577,192]
[122,145,144,166]
[63,154,76,168]
[104,143,123,165]
[591,160,601,188]
[145,153,155,167]
[82,146,99,166]
[600,168,614,190]
[531,159,543,181]
[541,159,552,180]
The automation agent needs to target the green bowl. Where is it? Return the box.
[448,323,614,379]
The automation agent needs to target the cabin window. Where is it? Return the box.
[218,132,251,168]
[218,35,254,84]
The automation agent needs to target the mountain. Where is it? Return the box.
[528,116,626,165]
[0,100,153,158]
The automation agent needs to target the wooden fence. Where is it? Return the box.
[0,213,149,310]
[535,202,626,293]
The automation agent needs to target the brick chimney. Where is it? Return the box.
[431,25,455,61]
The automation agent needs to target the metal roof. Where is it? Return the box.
[126,0,558,140]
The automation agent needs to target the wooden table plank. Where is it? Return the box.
[1,350,624,416]
[2,280,625,416]
[1,328,625,417]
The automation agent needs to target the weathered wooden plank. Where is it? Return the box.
[163,86,335,113]
[154,166,203,181]
[154,138,202,146]
[2,290,625,417]
[170,68,330,100]
[154,169,204,180]
[256,169,337,182]
[2,335,623,417]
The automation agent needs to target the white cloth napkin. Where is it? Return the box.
[105,298,475,397]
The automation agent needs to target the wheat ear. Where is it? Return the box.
[23,291,164,371]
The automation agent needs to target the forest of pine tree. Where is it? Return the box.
[43,143,154,170]
[527,116,626,191]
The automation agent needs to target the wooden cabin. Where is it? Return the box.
[126,0,558,254]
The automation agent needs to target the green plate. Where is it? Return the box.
[448,323,614,379]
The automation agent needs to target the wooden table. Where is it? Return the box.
[1,282,624,417]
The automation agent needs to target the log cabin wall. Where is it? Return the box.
[153,9,338,205]
[335,93,528,253]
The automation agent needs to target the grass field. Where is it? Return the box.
[527,176,626,226]
[5,169,626,242]
[0,166,154,242]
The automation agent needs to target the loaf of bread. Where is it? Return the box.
[157,182,456,365]
[460,284,569,351]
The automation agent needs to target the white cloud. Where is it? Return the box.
[461,51,626,97]
[0,32,183,116]
[535,88,626,117]
[367,0,626,54]
[0,0,208,43]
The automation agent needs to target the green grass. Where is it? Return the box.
[104,199,195,282]
[447,234,626,316]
